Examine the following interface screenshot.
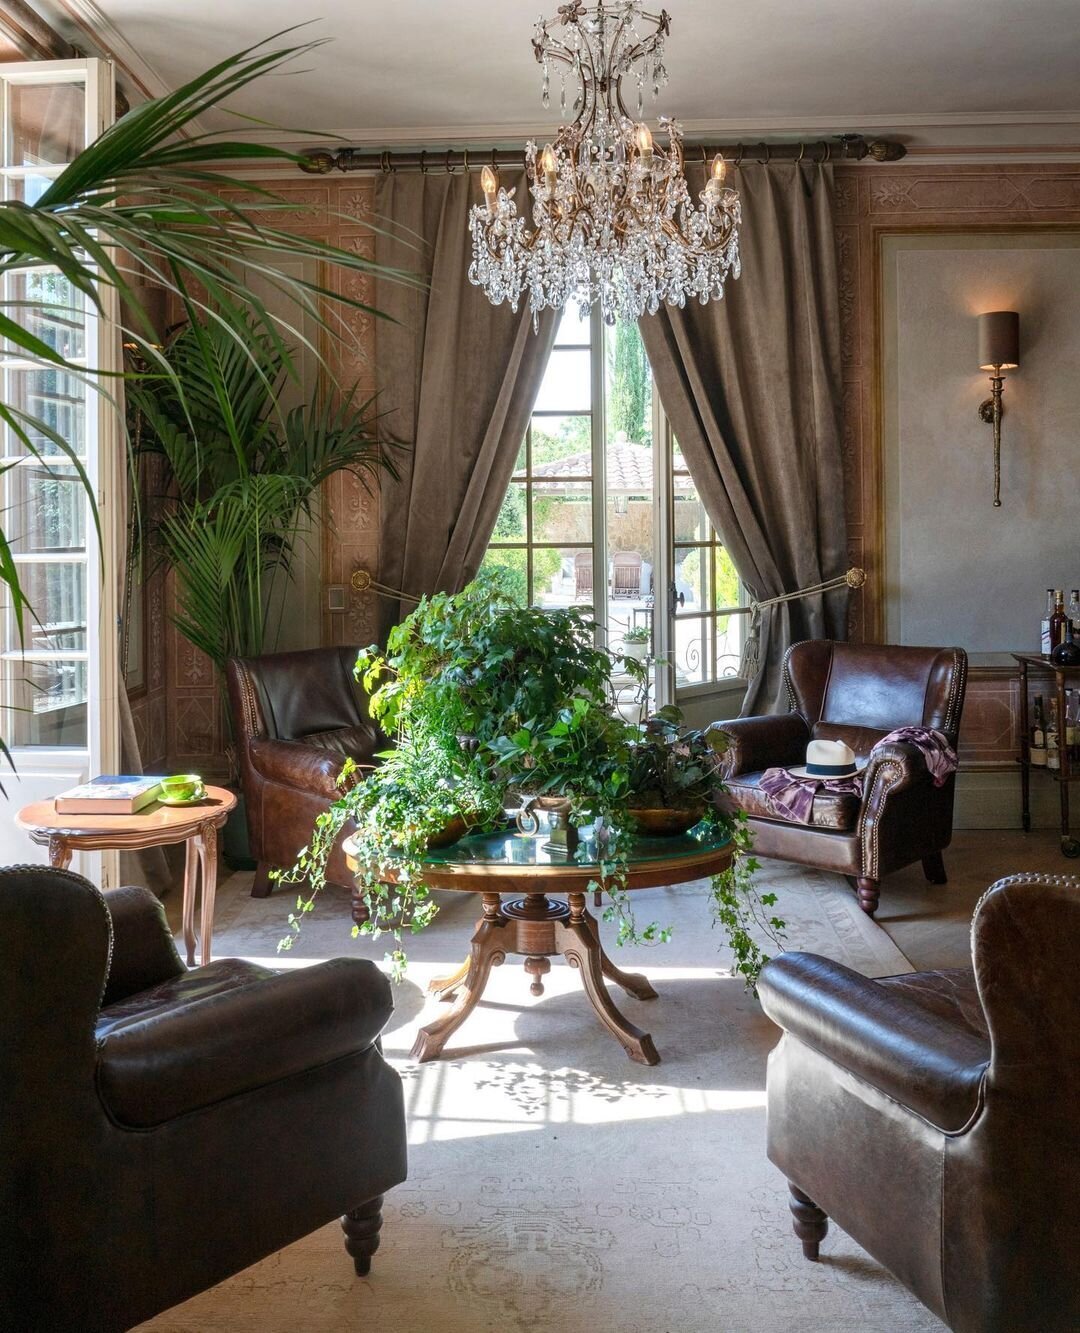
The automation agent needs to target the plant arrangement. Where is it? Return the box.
[624,625,651,644]
[280,571,785,987]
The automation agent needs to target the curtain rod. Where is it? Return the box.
[298,134,905,175]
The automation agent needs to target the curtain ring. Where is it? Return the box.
[419,149,427,175]
[756,141,770,165]
[446,149,456,173]
[700,145,707,166]
[734,143,744,167]
[817,140,829,163]
[463,147,471,172]
[796,141,806,163]
[491,148,498,170]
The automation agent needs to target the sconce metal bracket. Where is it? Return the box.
[978,397,1001,425]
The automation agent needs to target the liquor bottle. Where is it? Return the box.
[1032,695,1048,766]
[1041,588,1055,653]
[1067,689,1079,762]
[1049,589,1067,651]
[1047,726,1060,771]
[1070,589,1080,634]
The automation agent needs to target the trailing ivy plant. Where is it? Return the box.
[278,569,785,986]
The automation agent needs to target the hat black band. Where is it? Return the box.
[806,760,858,777]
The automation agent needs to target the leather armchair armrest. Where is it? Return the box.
[759,952,988,1133]
[707,713,810,778]
[102,886,185,1007]
[97,957,393,1129]
[249,737,353,798]
[861,741,935,815]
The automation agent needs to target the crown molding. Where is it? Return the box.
[28,0,173,102]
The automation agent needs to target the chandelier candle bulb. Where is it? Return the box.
[468,1,742,324]
[480,164,499,212]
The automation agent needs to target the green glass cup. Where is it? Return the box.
[160,774,206,803]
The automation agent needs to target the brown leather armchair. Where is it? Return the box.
[758,872,1080,1333]
[712,640,967,915]
[226,646,385,898]
[0,866,407,1332]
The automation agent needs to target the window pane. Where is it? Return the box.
[3,657,88,745]
[530,415,591,470]
[9,82,85,165]
[533,347,591,412]
[675,546,709,614]
[714,545,741,610]
[715,616,742,681]
[7,465,87,552]
[8,560,88,651]
[532,484,591,543]
[477,546,527,606]
[555,305,591,346]
[674,616,708,686]
[4,272,85,360]
[604,320,652,447]
[513,435,527,477]
[4,367,86,456]
[531,548,572,607]
[490,482,526,542]
[1,174,60,206]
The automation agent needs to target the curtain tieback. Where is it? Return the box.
[350,569,423,603]
[737,567,866,682]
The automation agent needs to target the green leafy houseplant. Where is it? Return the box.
[130,314,395,675]
[0,31,419,763]
[280,571,785,987]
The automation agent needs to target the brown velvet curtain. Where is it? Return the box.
[374,171,559,634]
[639,163,847,715]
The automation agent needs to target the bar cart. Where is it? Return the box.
[1013,652,1080,857]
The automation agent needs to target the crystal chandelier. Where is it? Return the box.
[468,2,741,325]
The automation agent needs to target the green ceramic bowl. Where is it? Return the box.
[160,774,206,803]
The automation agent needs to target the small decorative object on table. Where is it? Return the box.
[158,774,208,805]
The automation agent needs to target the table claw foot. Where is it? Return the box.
[557,916,660,1066]
[411,917,507,1062]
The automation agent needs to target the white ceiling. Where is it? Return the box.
[41,0,1080,151]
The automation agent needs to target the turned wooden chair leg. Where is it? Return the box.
[922,851,948,884]
[788,1184,828,1261]
[342,1195,384,1276]
[251,861,274,898]
[856,877,880,916]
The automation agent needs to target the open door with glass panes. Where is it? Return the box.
[0,59,122,879]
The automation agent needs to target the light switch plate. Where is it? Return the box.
[327,584,347,612]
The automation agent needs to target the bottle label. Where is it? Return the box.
[1032,747,1048,766]
[1041,621,1052,653]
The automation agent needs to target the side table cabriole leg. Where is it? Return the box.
[182,836,199,967]
[46,834,73,870]
[582,910,658,1001]
[556,892,660,1066]
[428,955,473,1000]
[411,893,508,1063]
[196,820,220,967]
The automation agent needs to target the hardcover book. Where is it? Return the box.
[55,775,165,815]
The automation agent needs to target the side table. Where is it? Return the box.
[16,786,237,965]
[1013,653,1080,857]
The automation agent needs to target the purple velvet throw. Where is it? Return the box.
[759,727,958,825]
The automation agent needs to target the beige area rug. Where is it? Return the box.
[141,860,944,1333]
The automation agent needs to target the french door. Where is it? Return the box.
[481,305,746,727]
[0,59,121,880]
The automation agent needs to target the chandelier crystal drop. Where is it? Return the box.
[468,2,742,325]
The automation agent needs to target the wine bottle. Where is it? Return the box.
[1049,589,1067,651]
[1070,589,1080,634]
[1032,694,1048,767]
[1041,588,1055,653]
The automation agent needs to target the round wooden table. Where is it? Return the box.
[345,824,733,1066]
[16,786,236,968]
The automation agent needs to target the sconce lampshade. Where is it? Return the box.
[977,310,1019,371]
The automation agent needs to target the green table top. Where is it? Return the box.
[420,821,732,871]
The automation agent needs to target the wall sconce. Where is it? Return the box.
[976,310,1019,508]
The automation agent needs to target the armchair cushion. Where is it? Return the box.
[725,770,861,831]
[709,713,810,778]
[97,957,392,1128]
[759,952,989,1133]
[249,736,351,799]
[101,885,186,1008]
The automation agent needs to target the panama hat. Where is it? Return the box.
[787,738,862,780]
